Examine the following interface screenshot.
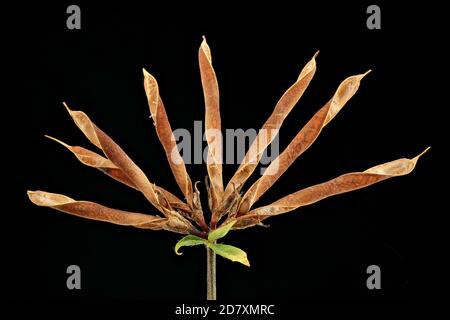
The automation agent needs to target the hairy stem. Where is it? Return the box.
[206,245,216,300]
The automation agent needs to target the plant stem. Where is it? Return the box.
[206,245,216,300]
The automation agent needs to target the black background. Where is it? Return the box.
[2,0,439,306]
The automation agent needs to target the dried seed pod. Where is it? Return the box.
[199,37,224,211]
[234,148,429,229]
[27,190,166,229]
[143,69,195,208]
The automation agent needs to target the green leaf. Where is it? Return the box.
[208,243,250,267]
[175,235,206,255]
[208,220,237,242]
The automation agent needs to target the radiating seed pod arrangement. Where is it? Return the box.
[27,37,429,300]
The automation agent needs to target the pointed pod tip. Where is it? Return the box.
[298,51,319,80]
[62,101,72,113]
[349,70,371,83]
[200,35,210,51]
[44,134,59,144]
[27,190,38,202]
[143,69,158,86]
[417,146,431,159]
[44,134,58,141]
[356,70,372,81]
[363,69,372,77]
[199,38,212,63]
[44,135,71,149]
[313,50,320,59]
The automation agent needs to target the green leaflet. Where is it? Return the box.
[207,243,250,267]
[175,226,250,266]
[174,235,206,255]
[208,220,236,242]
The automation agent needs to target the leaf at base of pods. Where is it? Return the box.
[208,220,236,242]
[174,235,207,255]
[174,233,250,267]
[207,243,250,267]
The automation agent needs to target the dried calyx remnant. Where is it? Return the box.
[28,37,428,274]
